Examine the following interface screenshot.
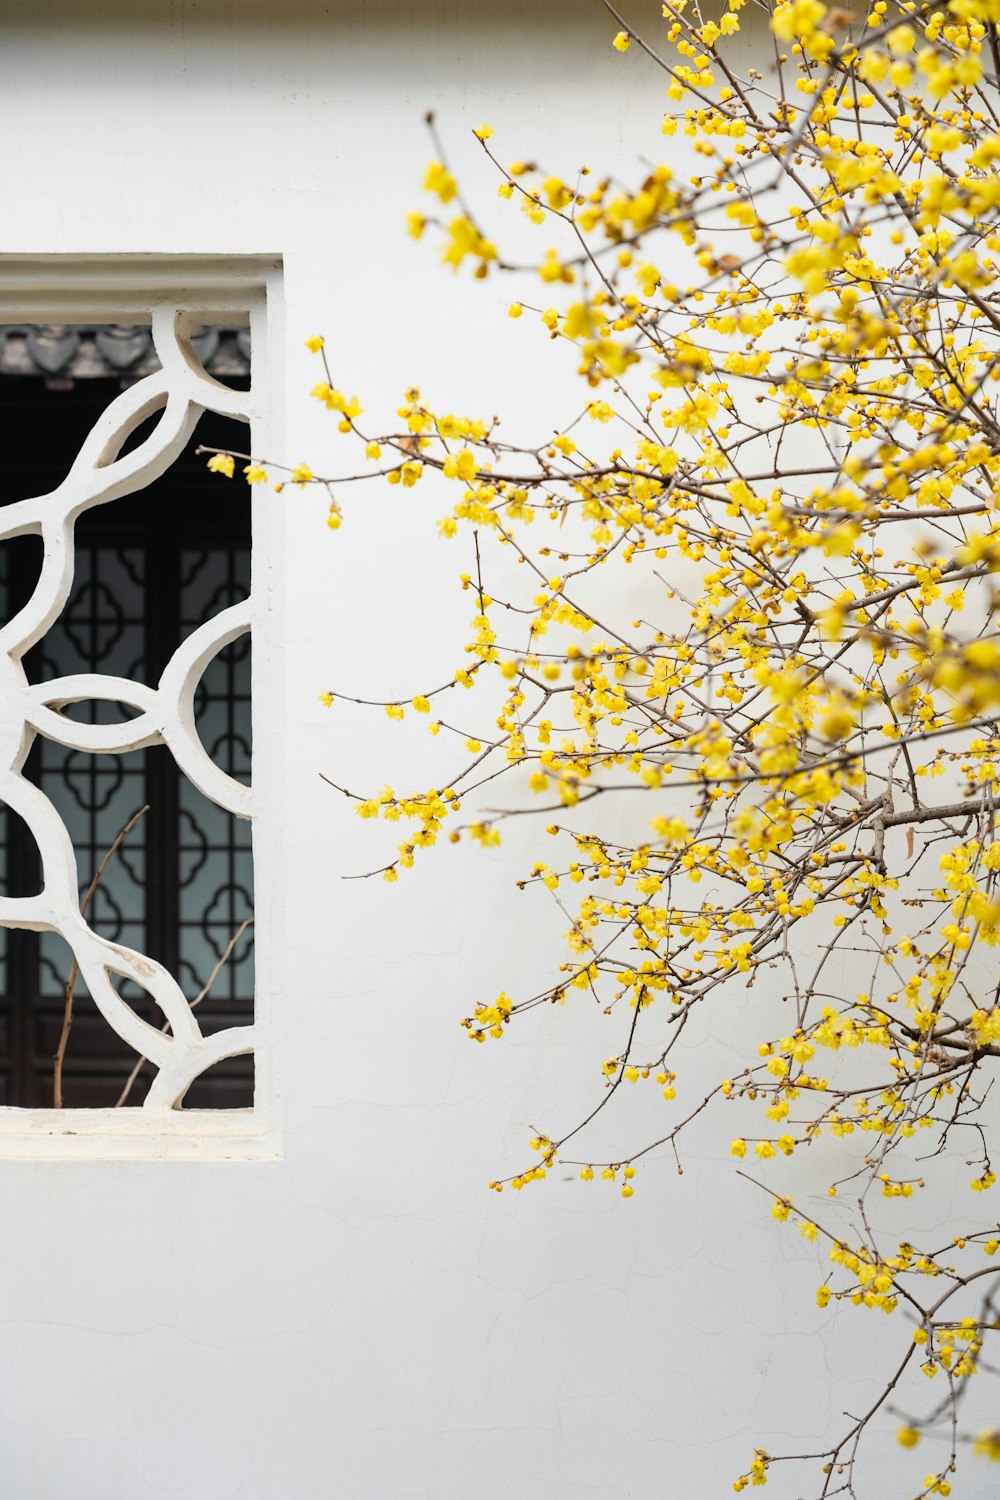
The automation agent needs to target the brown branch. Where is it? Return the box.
[53,804,149,1110]
[114,916,254,1108]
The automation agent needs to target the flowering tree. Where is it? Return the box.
[207,0,1000,1491]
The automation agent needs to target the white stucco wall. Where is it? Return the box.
[0,2,994,1496]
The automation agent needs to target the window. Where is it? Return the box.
[0,258,283,1158]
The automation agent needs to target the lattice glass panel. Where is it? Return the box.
[35,545,147,1002]
[183,548,254,1015]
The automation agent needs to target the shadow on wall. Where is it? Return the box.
[0,0,767,41]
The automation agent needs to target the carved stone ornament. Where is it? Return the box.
[0,324,251,381]
[93,324,153,371]
[26,324,81,375]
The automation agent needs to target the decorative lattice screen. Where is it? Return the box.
[0,257,282,1158]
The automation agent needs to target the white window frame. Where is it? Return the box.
[0,254,284,1160]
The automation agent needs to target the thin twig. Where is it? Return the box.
[54,804,149,1109]
[114,916,254,1108]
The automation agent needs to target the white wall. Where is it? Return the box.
[0,2,993,1496]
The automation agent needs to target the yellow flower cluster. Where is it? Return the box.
[293,1,1000,1489]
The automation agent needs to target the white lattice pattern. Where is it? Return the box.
[0,307,255,1110]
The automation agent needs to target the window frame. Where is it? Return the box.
[0,254,284,1160]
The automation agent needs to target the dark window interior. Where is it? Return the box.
[0,375,254,1108]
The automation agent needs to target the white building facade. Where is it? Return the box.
[0,2,992,1496]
